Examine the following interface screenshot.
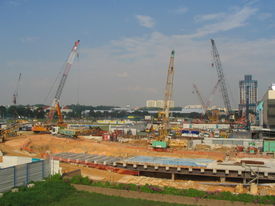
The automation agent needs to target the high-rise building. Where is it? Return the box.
[261,84,275,129]
[239,75,257,113]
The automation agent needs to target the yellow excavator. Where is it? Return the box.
[0,122,21,142]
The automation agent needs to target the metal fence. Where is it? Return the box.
[0,159,50,193]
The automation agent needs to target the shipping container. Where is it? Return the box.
[263,139,275,152]
[151,141,167,148]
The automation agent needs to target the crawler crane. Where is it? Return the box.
[32,40,80,133]
[151,50,175,150]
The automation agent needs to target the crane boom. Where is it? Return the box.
[48,40,80,122]
[157,50,175,141]
[13,73,22,105]
[193,83,207,113]
[205,78,221,109]
[163,50,175,120]
[210,39,231,113]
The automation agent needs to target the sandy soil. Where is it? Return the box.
[3,134,226,160]
[1,134,275,195]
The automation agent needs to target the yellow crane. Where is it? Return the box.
[152,50,175,150]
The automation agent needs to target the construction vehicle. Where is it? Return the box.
[0,122,21,142]
[151,50,175,150]
[210,39,232,118]
[193,79,221,122]
[32,40,80,133]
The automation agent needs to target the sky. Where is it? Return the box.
[0,0,275,108]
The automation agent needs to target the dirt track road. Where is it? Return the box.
[73,184,270,206]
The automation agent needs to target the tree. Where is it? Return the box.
[0,106,7,119]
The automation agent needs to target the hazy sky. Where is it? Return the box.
[0,0,275,108]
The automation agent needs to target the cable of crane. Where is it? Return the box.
[43,62,66,104]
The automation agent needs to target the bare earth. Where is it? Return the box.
[1,134,275,195]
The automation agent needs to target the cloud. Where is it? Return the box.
[258,12,272,20]
[189,6,257,38]
[71,25,275,107]
[1,6,272,107]
[173,7,188,14]
[194,13,225,22]
[135,15,155,28]
[3,30,275,107]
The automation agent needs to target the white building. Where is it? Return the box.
[146,100,174,108]
[146,100,156,107]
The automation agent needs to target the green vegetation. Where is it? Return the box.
[70,175,275,205]
[0,175,185,206]
[49,191,184,206]
[0,175,74,206]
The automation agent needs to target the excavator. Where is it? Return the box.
[151,50,175,150]
[0,122,22,143]
[32,103,65,133]
[32,40,80,133]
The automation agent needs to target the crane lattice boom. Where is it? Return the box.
[163,50,175,119]
[48,40,80,121]
[205,78,221,109]
[157,50,175,140]
[13,73,22,105]
[193,83,207,113]
[210,39,231,113]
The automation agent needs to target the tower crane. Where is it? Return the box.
[13,73,22,105]
[210,39,232,115]
[32,40,80,133]
[152,50,175,150]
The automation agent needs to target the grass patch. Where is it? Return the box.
[69,175,275,205]
[0,175,187,206]
[0,175,74,206]
[49,191,185,206]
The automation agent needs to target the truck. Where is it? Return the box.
[58,129,80,138]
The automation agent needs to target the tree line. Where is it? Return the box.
[0,104,201,120]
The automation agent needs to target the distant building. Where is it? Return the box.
[239,75,257,113]
[146,100,156,108]
[61,106,73,114]
[182,105,204,113]
[146,100,174,108]
[262,84,275,129]
[184,105,202,109]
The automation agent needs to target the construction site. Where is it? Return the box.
[1,39,275,199]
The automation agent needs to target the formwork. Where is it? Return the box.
[53,153,275,183]
[116,156,275,183]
